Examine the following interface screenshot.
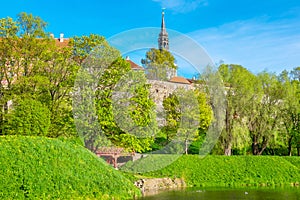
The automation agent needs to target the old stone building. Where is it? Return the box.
[50,10,195,126]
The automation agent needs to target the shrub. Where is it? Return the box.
[4,99,50,136]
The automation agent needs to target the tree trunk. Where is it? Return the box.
[257,136,268,155]
[185,139,188,155]
[297,147,300,156]
[288,137,293,156]
[252,135,268,155]
[252,135,259,155]
[257,145,267,155]
[224,104,232,156]
[224,143,232,156]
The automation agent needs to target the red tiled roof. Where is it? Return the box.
[54,38,70,48]
[169,76,191,84]
[0,37,71,48]
[186,78,197,84]
[126,59,144,70]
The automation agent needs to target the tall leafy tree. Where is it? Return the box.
[280,68,300,156]
[70,34,106,66]
[17,12,47,37]
[218,64,255,155]
[40,41,79,137]
[0,13,79,137]
[96,58,157,153]
[73,37,158,153]
[162,92,180,142]
[141,48,177,81]
[72,35,121,151]
[0,13,50,134]
[246,72,283,155]
[162,88,212,154]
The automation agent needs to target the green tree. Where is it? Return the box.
[0,13,50,134]
[281,68,300,156]
[41,42,79,137]
[70,34,106,66]
[0,13,79,138]
[290,66,300,81]
[17,12,47,37]
[97,59,157,153]
[73,36,121,151]
[162,93,180,142]
[218,64,255,155]
[0,17,18,37]
[246,72,283,155]
[73,38,157,153]
[195,89,213,134]
[141,48,177,81]
[162,88,212,154]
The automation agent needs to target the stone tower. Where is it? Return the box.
[158,9,169,50]
[157,9,177,79]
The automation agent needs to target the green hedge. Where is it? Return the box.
[0,135,140,199]
[121,155,300,187]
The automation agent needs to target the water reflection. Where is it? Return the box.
[138,186,300,200]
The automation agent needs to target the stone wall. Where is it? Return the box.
[148,80,192,106]
[134,178,186,195]
[148,80,193,126]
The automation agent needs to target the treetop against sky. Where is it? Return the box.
[1,0,300,74]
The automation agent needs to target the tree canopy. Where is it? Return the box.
[1,12,300,156]
[141,48,177,81]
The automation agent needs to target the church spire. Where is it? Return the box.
[158,9,169,50]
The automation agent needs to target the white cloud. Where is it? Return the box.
[189,16,300,74]
[152,0,208,13]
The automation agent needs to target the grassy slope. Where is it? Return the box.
[121,155,300,187]
[0,135,140,199]
[283,157,300,169]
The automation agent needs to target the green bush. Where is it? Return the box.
[4,99,51,136]
[0,135,140,199]
[188,135,205,154]
[122,155,300,187]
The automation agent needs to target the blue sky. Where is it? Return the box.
[1,0,300,76]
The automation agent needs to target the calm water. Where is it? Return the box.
[138,187,300,200]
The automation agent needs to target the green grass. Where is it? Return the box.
[121,155,300,187]
[283,156,300,169]
[0,135,141,199]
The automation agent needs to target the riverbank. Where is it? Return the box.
[134,177,186,196]
[2,135,300,199]
[121,155,300,187]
